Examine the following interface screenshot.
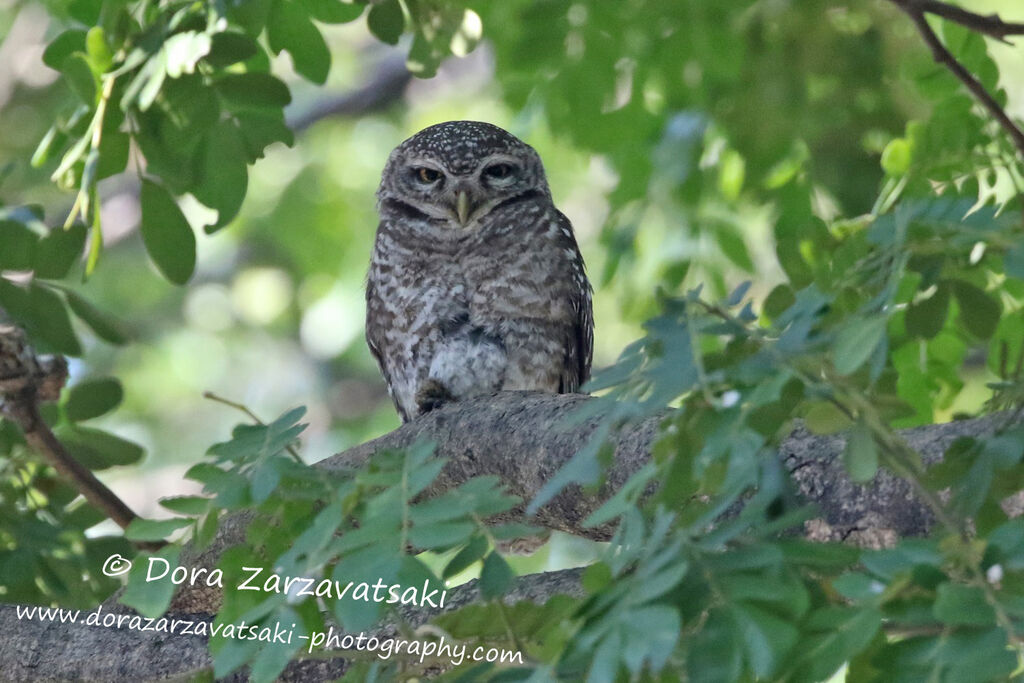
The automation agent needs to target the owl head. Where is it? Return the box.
[377,121,551,230]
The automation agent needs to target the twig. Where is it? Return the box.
[890,1,1024,159]
[202,391,304,463]
[0,325,163,550]
[895,0,1024,42]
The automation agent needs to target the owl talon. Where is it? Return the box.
[416,379,454,415]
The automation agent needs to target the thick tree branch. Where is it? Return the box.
[1,391,1016,681]
[889,0,1024,159]
[185,392,1011,572]
[0,568,584,682]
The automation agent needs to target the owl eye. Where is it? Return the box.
[483,163,516,180]
[413,167,442,184]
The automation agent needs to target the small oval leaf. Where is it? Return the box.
[843,426,878,483]
[951,280,1000,339]
[140,180,196,285]
[905,283,950,339]
[59,426,144,469]
[833,315,887,375]
[65,377,124,422]
[367,0,404,45]
[34,224,87,279]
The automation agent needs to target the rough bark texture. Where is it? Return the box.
[0,391,1015,681]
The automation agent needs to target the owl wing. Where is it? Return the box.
[555,210,594,394]
[365,261,413,423]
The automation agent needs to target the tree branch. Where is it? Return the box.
[184,392,1013,575]
[287,55,411,134]
[0,567,584,682]
[895,0,1024,42]
[0,325,159,547]
[0,390,1015,680]
[889,0,1024,159]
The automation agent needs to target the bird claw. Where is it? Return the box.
[415,379,454,415]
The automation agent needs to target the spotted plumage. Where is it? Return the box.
[366,121,593,422]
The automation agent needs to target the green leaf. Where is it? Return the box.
[406,32,439,78]
[43,30,88,70]
[479,551,514,600]
[34,224,86,279]
[215,73,291,111]
[235,113,294,163]
[795,607,882,682]
[367,0,404,45]
[163,31,211,78]
[121,57,162,111]
[299,0,364,24]
[861,540,941,580]
[60,426,144,469]
[881,138,911,175]
[0,219,39,270]
[137,51,168,112]
[716,224,755,272]
[205,32,259,68]
[68,0,102,25]
[120,545,181,617]
[833,315,887,375]
[732,602,798,678]
[195,511,220,549]
[51,132,90,183]
[951,279,1000,339]
[250,459,282,503]
[268,0,331,84]
[159,495,211,515]
[125,517,193,542]
[32,123,68,168]
[192,122,249,228]
[443,534,488,579]
[449,8,482,57]
[905,282,950,339]
[843,425,878,483]
[64,289,129,344]
[65,377,123,422]
[16,283,82,356]
[408,521,475,550]
[62,53,98,103]
[84,27,112,73]
[718,149,745,199]
[803,401,853,435]
[207,406,306,464]
[933,583,995,626]
[97,130,130,179]
[688,609,743,683]
[139,180,196,285]
[227,0,273,35]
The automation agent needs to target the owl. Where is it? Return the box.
[365,121,593,422]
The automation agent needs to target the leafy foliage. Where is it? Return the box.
[118,408,530,681]
[0,375,137,606]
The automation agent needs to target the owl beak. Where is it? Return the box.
[455,190,471,226]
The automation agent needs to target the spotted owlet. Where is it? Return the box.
[365,121,593,422]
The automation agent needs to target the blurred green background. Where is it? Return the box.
[0,0,1020,570]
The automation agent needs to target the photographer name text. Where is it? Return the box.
[146,558,448,608]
